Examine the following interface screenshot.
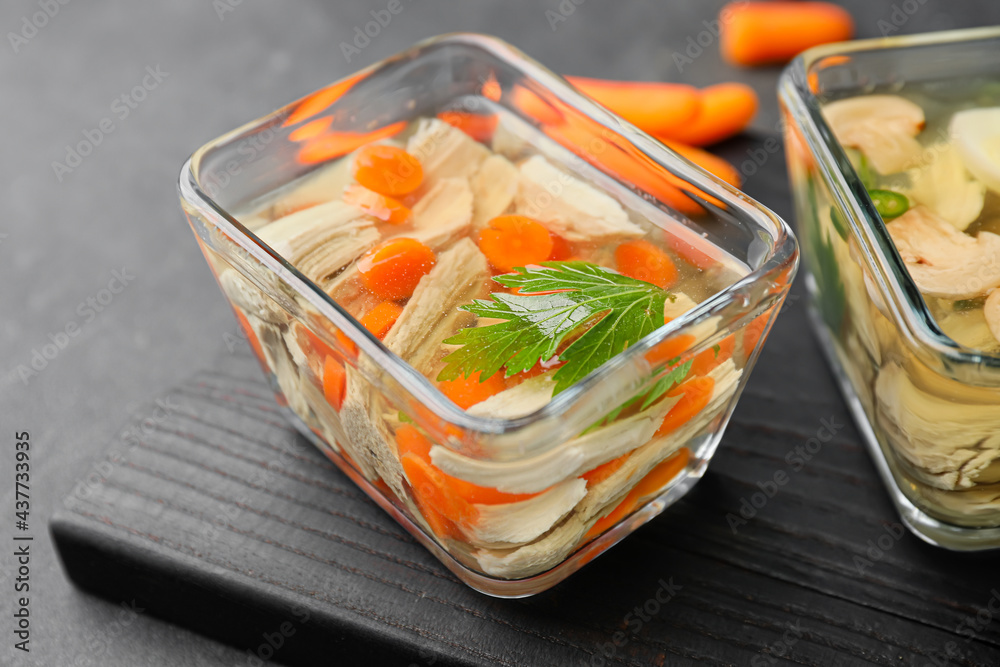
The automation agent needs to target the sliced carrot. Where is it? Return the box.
[566,76,701,137]
[437,110,498,143]
[548,233,573,261]
[438,370,507,410]
[357,238,436,301]
[661,140,742,187]
[631,448,691,499]
[583,449,690,541]
[742,307,776,360]
[480,71,502,102]
[351,144,424,196]
[656,376,715,437]
[544,117,709,216]
[335,329,359,360]
[688,334,736,377]
[288,116,333,143]
[396,425,542,505]
[505,359,562,386]
[359,301,403,340]
[720,2,855,67]
[396,424,432,462]
[645,334,696,367]
[665,233,716,271]
[296,122,406,165]
[322,355,347,410]
[443,476,544,506]
[615,240,679,289]
[298,323,337,364]
[478,215,554,272]
[234,309,265,363]
[401,453,478,526]
[655,83,758,147]
[420,502,460,540]
[582,453,631,487]
[282,71,366,127]
[342,184,412,226]
[511,84,566,126]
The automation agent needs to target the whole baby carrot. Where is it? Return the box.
[657,82,758,146]
[720,2,855,67]
[566,76,702,137]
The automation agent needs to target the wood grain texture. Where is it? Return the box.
[51,135,1000,666]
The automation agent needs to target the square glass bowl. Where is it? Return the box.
[178,33,797,596]
[780,27,1000,550]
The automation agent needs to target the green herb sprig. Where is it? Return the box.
[438,261,675,395]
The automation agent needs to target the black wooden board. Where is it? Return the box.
[51,136,1000,666]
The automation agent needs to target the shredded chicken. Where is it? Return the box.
[887,207,1000,299]
[514,155,644,242]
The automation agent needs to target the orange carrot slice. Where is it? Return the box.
[351,144,424,196]
[656,376,715,437]
[437,110,498,143]
[720,2,855,67]
[296,122,406,165]
[582,453,631,487]
[322,355,347,410]
[566,76,702,137]
[234,309,265,363]
[396,424,432,461]
[438,370,507,410]
[401,453,477,536]
[656,83,758,147]
[661,140,742,187]
[742,305,779,361]
[359,301,403,340]
[396,425,542,505]
[342,184,412,226]
[631,448,691,499]
[357,238,436,301]
[548,233,573,261]
[688,335,736,377]
[645,334,696,367]
[615,240,679,289]
[511,84,566,126]
[478,215,554,272]
[282,71,366,127]
[288,116,333,143]
[665,234,717,271]
[583,448,690,541]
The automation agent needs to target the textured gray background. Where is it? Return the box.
[2,1,999,665]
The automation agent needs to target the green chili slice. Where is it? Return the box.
[869,189,909,220]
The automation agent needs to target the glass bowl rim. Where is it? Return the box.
[179,32,798,443]
[779,26,1000,380]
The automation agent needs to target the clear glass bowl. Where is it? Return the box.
[178,33,797,596]
[780,27,1000,550]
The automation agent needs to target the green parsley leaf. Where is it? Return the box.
[438,261,673,395]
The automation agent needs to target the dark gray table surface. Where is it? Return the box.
[3,1,1000,665]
